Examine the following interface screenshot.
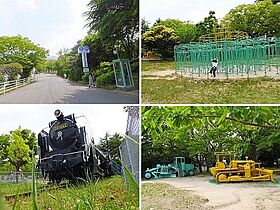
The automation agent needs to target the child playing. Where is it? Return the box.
[210,58,218,78]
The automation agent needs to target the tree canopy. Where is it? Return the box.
[156,19,196,44]
[0,127,36,173]
[195,11,218,40]
[142,25,180,59]
[99,132,123,165]
[0,36,48,78]
[84,0,139,60]
[142,106,280,172]
[222,0,280,37]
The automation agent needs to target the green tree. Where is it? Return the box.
[142,25,180,59]
[255,0,280,4]
[142,106,280,173]
[99,132,123,165]
[81,34,115,69]
[11,128,37,153]
[0,63,23,80]
[7,133,31,182]
[195,11,219,40]
[141,18,150,34]
[0,36,48,78]
[0,135,10,166]
[157,19,196,44]
[222,0,280,37]
[45,59,57,73]
[84,0,139,60]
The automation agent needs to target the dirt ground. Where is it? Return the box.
[142,175,280,210]
[142,67,280,80]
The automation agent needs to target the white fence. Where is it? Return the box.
[0,78,33,95]
[0,171,43,183]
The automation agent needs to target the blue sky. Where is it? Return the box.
[141,0,256,25]
[0,0,88,57]
[0,105,129,143]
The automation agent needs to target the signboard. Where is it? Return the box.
[53,122,69,131]
[78,46,90,54]
[83,68,89,73]
[78,46,90,73]
[81,53,89,68]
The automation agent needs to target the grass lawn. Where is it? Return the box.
[142,182,208,210]
[142,77,280,104]
[0,182,46,196]
[141,60,175,71]
[2,176,138,210]
[141,60,280,104]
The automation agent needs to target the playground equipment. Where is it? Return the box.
[175,29,280,78]
[210,152,274,183]
[143,51,161,60]
[112,59,134,88]
[144,157,195,179]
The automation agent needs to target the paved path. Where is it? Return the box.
[0,74,139,104]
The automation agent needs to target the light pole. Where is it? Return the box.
[113,45,120,60]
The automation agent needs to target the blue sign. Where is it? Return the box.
[78,46,90,53]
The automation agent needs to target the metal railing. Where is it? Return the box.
[0,171,43,183]
[0,78,33,95]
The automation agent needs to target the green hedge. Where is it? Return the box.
[96,71,115,88]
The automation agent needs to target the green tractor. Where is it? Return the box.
[144,157,195,179]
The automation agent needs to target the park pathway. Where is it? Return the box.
[0,74,138,104]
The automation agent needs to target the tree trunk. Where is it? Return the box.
[205,156,210,172]
[16,166,20,183]
[196,155,202,173]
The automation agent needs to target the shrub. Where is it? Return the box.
[96,71,116,88]
[131,61,139,73]
[68,68,82,82]
[81,73,89,84]
[0,63,23,80]
[94,62,113,78]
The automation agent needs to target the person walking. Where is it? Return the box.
[88,72,95,88]
[210,58,218,78]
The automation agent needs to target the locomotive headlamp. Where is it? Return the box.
[54,109,64,121]
[54,109,62,117]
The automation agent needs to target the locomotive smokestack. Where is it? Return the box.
[54,109,64,121]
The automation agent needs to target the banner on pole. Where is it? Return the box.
[78,46,90,73]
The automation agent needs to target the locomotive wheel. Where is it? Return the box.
[144,172,152,179]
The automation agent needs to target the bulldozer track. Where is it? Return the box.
[4,183,69,202]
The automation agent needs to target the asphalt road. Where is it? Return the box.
[0,74,139,104]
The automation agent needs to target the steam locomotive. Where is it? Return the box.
[38,110,112,183]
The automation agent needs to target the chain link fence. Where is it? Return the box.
[120,106,139,186]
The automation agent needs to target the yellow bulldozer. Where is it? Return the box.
[210,152,274,183]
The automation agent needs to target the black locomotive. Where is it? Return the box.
[38,110,112,183]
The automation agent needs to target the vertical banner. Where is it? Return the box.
[81,53,89,68]
[78,46,90,73]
